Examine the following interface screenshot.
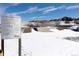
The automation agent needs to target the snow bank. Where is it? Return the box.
[21,29,79,56]
[0,29,79,56]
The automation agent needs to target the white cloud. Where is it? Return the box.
[8,6,38,15]
[7,4,79,16]
[43,7,57,13]
[8,5,66,15]
[38,6,54,11]
[29,16,52,20]
[28,16,43,20]
[11,3,20,6]
[58,5,66,9]
[10,6,54,15]
[26,6,38,13]
[43,5,66,14]
[7,5,67,15]
[66,5,79,10]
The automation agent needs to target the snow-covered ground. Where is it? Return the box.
[21,29,79,56]
[1,29,79,56]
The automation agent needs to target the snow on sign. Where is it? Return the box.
[1,16,21,39]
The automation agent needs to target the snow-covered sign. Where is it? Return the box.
[1,16,21,39]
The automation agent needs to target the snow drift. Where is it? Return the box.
[0,28,79,56]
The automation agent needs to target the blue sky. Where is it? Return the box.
[0,3,79,22]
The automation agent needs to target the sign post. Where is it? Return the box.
[1,39,4,56]
[1,15,21,56]
[19,38,21,56]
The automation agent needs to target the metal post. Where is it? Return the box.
[18,38,21,56]
[1,39,4,56]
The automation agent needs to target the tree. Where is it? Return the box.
[61,16,73,23]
